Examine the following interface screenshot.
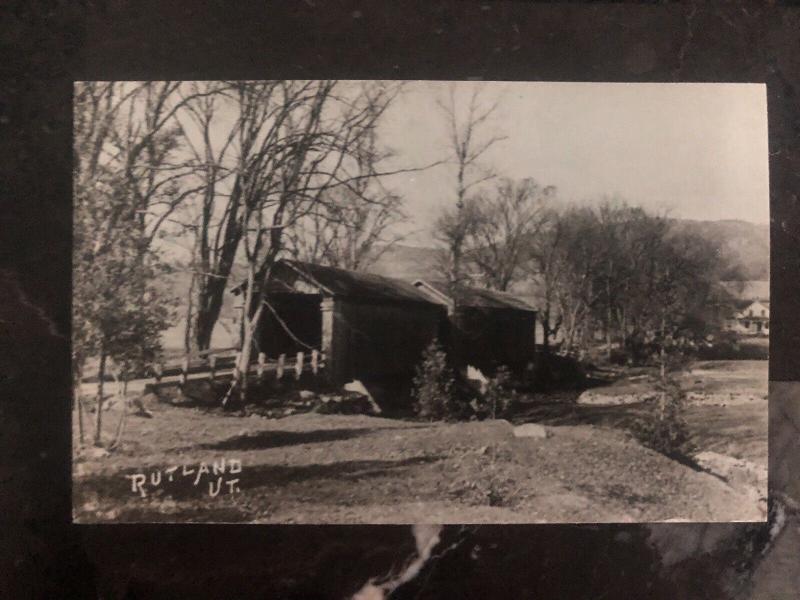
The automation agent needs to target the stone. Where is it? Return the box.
[577,391,646,406]
[513,423,550,439]
[298,390,315,400]
[465,365,489,393]
[694,451,767,490]
[342,380,382,414]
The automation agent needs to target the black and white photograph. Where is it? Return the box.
[71,80,769,524]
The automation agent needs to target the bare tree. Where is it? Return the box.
[524,208,565,353]
[285,101,409,271]
[176,81,417,352]
[218,81,427,406]
[434,83,506,297]
[287,187,407,271]
[73,82,200,441]
[548,207,605,355]
[466,177,555,291]
[171,81,243,351]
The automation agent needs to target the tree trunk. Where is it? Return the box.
[194,185,244,351]
[222,263,262,408]
[184,270,196,355]
[110,376,128,450]
[542,307,550,354]
[76,391,85,445]
[74,361,85,444]
[94,349,107,446]
[659,313,666,381]
[606,270,613,361]
[195,280,225,351]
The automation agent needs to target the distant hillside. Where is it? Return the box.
[369,244,442,281]
[669,219,769,281]
[369,219,770,283]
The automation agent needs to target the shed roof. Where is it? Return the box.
[413,280,537,312]
[233,259,440,305]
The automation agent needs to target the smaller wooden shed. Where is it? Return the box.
[412,280,538,374]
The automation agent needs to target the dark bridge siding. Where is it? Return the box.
[450,307,537,374]
[329,299,446,385]
[242,260,536,387]
[253,293,445,386]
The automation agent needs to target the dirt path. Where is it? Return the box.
[73,402,762,524]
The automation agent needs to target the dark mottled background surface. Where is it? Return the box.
[1,1,799,598]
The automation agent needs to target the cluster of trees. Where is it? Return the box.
[436,184,736,363]
[429,87,735,367]
[73,80,422,438]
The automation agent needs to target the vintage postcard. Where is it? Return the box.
[72,81,768,523]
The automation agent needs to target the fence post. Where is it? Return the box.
[257,352,266,380]
[209,354,216,380]
[311,349,319,375]
[154,363,163,385]
[277,354,285,380]
[295,351,304,380]
[180,356,189,388]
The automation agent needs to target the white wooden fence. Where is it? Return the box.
[150,349,326,388]
[79,348,326,397]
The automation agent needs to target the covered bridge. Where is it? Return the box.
[232,260,447,385]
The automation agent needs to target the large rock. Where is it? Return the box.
[513,423,550,439]
[313,393,380,416]
[342,380,382,414]
[577,390,649,406]
[694,451,767,490]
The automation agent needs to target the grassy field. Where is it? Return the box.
[72,360,767,524]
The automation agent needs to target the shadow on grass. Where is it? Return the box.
[195,428,376,451]
[514,401,648,428]
[74,455,444,503]
[513,400,710,473]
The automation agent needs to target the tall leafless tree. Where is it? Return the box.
[466,177,555,291]
[73,81,201,443]
[433,83,506,298]
[204,81,429,406]
[285,100,409,271]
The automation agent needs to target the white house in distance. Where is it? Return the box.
[722,281,770,336]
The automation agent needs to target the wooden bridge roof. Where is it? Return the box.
[413,279,537,312]
[232,259,441,305]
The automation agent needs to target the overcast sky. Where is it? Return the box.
[376,81,769,246]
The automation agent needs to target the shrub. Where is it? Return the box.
[412,339,460,420]
[531,352,586,390]
[480,366,518,419]
[632,376,695,461]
